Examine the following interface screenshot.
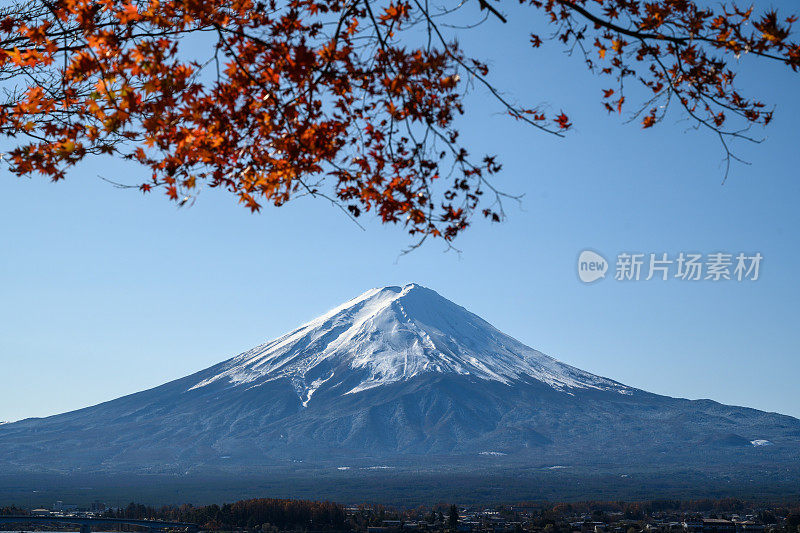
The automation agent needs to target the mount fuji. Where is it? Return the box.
[1,284,798,478]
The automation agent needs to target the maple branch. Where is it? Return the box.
[0,0,795,244]
[411,0,565,136]
[475,0,507,24]
[556,0,687,45]
[555,0,791,64]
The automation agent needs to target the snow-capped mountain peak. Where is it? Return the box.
[188,284,631,403]
[3,283,798,479]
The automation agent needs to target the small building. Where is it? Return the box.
[735,522,765,533]
[702,520,736,533]
[90,501,106,513]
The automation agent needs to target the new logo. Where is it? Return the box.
[577,250,608,283]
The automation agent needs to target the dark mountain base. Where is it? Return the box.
[2,466,800,507]
[2,375,798,474]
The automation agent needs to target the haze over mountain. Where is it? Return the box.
[1,283,798,477]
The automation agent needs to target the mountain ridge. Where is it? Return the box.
[0,284,798,478]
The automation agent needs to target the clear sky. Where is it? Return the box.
[1,2,798,423]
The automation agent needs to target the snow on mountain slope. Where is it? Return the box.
[189,283,632,403]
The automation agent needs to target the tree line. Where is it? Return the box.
[101,499,347,531]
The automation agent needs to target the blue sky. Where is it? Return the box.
[1,2,799,422]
